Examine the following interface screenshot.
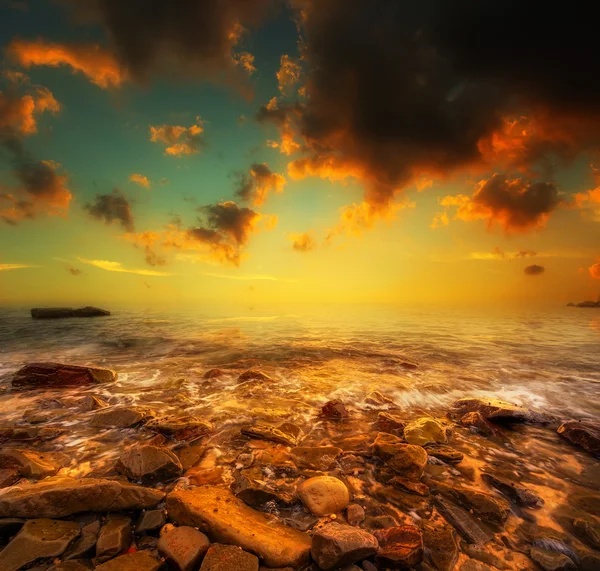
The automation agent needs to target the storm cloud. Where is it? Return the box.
[85,188,134,232]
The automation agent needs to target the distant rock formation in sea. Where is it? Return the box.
[566,300,600,308]
[31,306,111,319]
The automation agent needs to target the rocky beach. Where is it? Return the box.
[0,306,598,570]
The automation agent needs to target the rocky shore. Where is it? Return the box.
[0,362,599,570]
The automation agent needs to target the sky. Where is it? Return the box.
[0,0,599,308]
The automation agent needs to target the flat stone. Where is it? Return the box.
[434,497,492,544]
[63,532,97,560]
[573,518,600,549]
[238,370,273,383]
[0,426,63,443]
[311,522,378,570]
[403,418,448,446]
[13,362,116,388]
[373,412,405,435]
[557,420,600,456]
[319,400,349,420]
[0,518,79,571]
[364,391,398,408]
[158,526,210,571]
[372,432,405,459]
[96,515,132,559]
[91,407,152,428]
[481,473,544,508]
[78,395,109,412]
[116,445,183,484]
[373,525,423,569]
[297,476,350,516]
[0,476,165,518]
[0,449,69,479]
[230,468,295,507]
[49,561,93,570]
[31,307,110,319]
[290,446,342,471]
[422,524,459,571]
[389,477,430,496]
[460,561,494,571]
[425,445,464,464]
[166,486,311,568]
[0,469,19,488]
[146,415,213,440]
[449,398,556,424]
[200,543,259,571]
[241,423,301,446]
[136,510,166,534]
[457,412,498,436]
[94,550,162,570]
[346,504,365,526]
[373,434,428,479]
[434,484,510,526]
[530,546,577,571]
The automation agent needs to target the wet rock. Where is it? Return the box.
[23,406,67,424]
[346,504,365,526]
[457,412,498,436]
[279,508,319,532]
[78,395,109,412]
[364,391,397,408]
[158,525,210,571]
[241,423,301,446]
[404,418,448,446]
[319,400,349,420]
[0,518,25,540]
[290,446,342,471]
[373,433,428,479]
[231,468,295,507]
[136,510,166,535]
[116,445,183,484]
[372,432,404,458]
[91,406,152,428]
[461,544,510,570]
[339,454,365,474]
[425,445,463,464]
[311,523,378,570]
[0,476,164,518]
[49,561,93,570]
[297,476,350,516]
[434,497,492,544]
[0,426,63,443]
[557,420,600,457]
[481,473,544,508]
[63,531,97,560]
[203,368,226,379]
[332,434,372,453]
[389,477,430,496]
[530,546,577,571]
[0,468,19,488]
[434,484,510,526]
[449,398,556,424]
[422,524,458,571]
[176,442,206,470]
[460,561,494,571]
[200,543,259,571]
[146,415,213,441]
[373,525,423,569]
[13,363,116,389]
[0,449,69,479]
[373,412,405,435]
[74,306,111,317]
[238,370,273,383]
[96,515,132,559]
[94,550,161,570]
[572,518,600,549]
[0,518,79,571]
[187,466,225,487]
[166,486,311,568]
[31,306,110,319]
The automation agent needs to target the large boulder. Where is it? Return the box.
[116,445,183,484]
[403,418,448,446]
[166,486,311,568]
[311,522,378,570]
[13,362,117,388]
[0,477,164,518]
[297,476,350,516]
[31,307,110,319]
[0,518,80,571]
[158,526,210,571]
[557,420,600,457]
[373,525,424,569]
[449,398,556,424]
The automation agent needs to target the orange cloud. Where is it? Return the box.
[0,86,60,136]
[129,173,151,189]
[289,232,316,252]
[7,39,125,89]
[430,211,449,229]
[236,163,286,206]
[277,55,301,93]
[233,52,256,74]
[574,165,600,221]
[149,119,204,156]
[590,259,600,280]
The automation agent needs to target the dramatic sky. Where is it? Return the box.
[1,0,599,306]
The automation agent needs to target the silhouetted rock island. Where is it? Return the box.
[31,306,111,319]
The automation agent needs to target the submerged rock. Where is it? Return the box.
[13,362,116,388]
[0,425,64,443]
[530,546,577,571]
[241,423,301,446]
[373,412,405,435]
[373,525,424,569]
[147,415,213,440]
[0,449,69,479]
[200,543,259,571]
[364,390,398,408]
[557,420,600,456]
[311,523,378,570]
[116,445,183,484]
[481,473,544,508]
[78,394,109,412]
[297,476,350,516]
[91,406,152,428]
[373,433,428,479]
[434,497,493,544]
[0,518,80,571]
[290,446,342,471]
[319,400,349,420]
[425,445,463,464]
[422,524,459,571]
[96,515,132,559]
[0,468,20,488]
[166,486,311,568]
[31,306,110,319]
[203,368,226,379]
[158,525,210,571]
[0,476,164,518]
[449,398,556,424]
[389,477,430,496]
[238,370,273,383]
[433,483,510,526]
[346,504,366,526]
[94,550,161,570]
[457,412,499,436]
[403,418,448,446]
[231,468,295,507]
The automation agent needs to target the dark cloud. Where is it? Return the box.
[84,188,134,232]
[65,265,82,276]
[144,246,166,267]
[289,232,316,252]
[235,163,286,206]
[524,264,545,276]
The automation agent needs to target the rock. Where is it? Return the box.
[241,423,301,446]
[530,546,577,571]
[572,518,600,549]
[434,484,510,526]
[116,445,183,484]
[238,370,273,383]
[404,418,448,446]
[0,518,79,571]
[78,395,109,412]
[457,412,498,436]
[461,544,510,570]
[319,400,349,420]
[460,561,494,571]
[434,497,492,544]
[96,515,132,559]
[373,412,405,435]
[0,426,63,443]
[158,525,210,571]
[0,468,20,488]
[364,391,397,408]
[576,301,600,308]
[200,543,259,571]
[481,473,544,508]
[425,445,463,464]
[94,550,162,570]
[389,477,430,496]
[346,504,365,526]
[0,476,164,518]
[0,449,69,479]
[73,306,111,317]
[290,446,342,471]
[136,510,166,534]
[12,363,116,388]
[557,420,600,456]
[311,523,378,570]
[146,415,213,440]
[373,434,428,479]
[422,524,459,571]
[203,369,226,379]
[166,486,311,568]
[31,306,110,319]
[49,561,93,570]
[372,432,405,458]
[449,398,556,424]
[230,468,295,507]
[63,531,97,560]
[297,476,350,516]
[0,518,25,540]
[90,406,151,428]
[373,525,423,569]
